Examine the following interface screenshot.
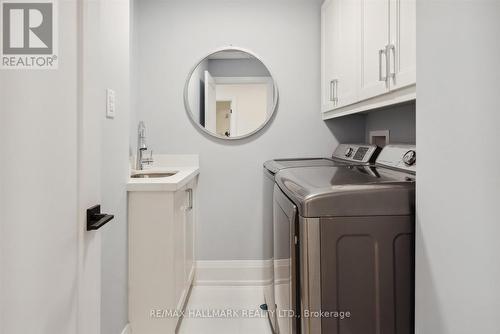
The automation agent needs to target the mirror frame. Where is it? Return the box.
[183,46,279,140]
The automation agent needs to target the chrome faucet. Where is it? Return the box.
[136,121,153,170]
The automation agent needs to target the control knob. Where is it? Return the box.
[403,150,416,166]
[345,147,354,158]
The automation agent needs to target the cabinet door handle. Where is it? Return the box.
[387,44,396,80]
[186,188,193,211]
[334,79,339,105]
[331,79,339,105]
[379,48,387,82]
[329,80,335,102]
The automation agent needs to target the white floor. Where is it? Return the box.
[178,286,273,334]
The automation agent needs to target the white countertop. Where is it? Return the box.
[127,154,199,192]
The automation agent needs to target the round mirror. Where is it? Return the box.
[184,47,279,140]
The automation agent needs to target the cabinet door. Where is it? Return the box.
[388,0,416,90]
[174,187,187,310]
[321,0,337,113]
[184,183,195,285]
[333,0,361,109]
[359,0,390,100]
[322,0,360,112]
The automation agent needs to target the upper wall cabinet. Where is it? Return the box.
[321,0,360,112]
[389,0,416,90]
[321,0,416,119]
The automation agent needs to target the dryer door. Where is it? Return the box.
[263,169,277,333]
[273,185,299,334]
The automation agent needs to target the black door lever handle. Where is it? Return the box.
[87,205,114,231]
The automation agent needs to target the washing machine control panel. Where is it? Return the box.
[376,145,416,173]
[333,144,379,164]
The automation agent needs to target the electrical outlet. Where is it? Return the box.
[369,130,390,147]
[106,89,116,119]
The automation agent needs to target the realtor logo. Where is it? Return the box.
[1,0,58,69]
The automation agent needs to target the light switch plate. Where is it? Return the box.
[106,89,116,119]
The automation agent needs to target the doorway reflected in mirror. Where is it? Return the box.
[185,48,279,140]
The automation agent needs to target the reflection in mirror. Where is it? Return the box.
[185,49,278,139]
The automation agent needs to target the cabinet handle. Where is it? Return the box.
[379,48,387,82]
[186,188,193,211]
[330,79,339,105]
[329,80,335,102]
[334,79,339,105]
[387,44,396,80]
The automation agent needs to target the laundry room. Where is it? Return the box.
[1,1,499,334]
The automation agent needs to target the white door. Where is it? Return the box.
[333,0,361,109]
[389,0,416,90]
[0,2,80,333]
[78,0,106,333]
[229,101,237,137]
[359,0,390,100]
[0,1,105,333]
[204,71,217,133]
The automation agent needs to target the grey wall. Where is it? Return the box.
[99,0,131,333]
[133,0,364,260]
[207,58,270,77]
[364,102,416,144]
[130,0,139,153]
[416,1,500,333]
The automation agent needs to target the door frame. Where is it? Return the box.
[77,0,104,333]
[214,76,274,117]
[215,98,237,137]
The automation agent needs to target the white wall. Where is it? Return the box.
[416,1,500,333]
[0,1,79,333]
[133,0,364,260]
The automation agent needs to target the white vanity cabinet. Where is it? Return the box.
[173,180,196,312]
[321,0,416,119]
[128,176,197,334]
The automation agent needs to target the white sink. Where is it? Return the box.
[130,171,178,179]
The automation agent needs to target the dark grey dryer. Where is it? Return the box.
[274,145,416,334]
[263,144,380,334]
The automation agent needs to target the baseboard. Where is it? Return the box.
[194,260,273,286]
[120,323,130,334]
[274,258,291,285]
